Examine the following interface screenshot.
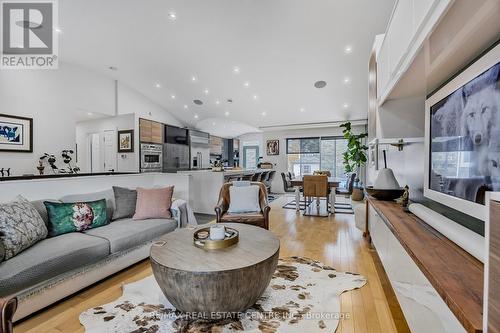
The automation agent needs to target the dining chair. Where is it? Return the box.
[335,173,356,214]
[302,175,329,217]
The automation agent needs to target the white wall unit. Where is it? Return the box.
[376,0,453,103]
[368,206,467,333]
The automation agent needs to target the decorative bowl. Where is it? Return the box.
[365,186,405,201]
[193,226,239,250]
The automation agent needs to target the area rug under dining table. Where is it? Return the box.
[80,256,366,333]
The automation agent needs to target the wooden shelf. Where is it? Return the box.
[367,198,483,333]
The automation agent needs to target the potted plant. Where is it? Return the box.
[340,122,368,201]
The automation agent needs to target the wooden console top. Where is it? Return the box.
[367,198,484,333]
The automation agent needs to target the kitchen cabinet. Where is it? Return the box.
[139,118,163,144]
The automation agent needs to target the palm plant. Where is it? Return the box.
[340,122,368,184]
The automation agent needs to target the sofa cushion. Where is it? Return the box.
[83,218,177,253]
[44,200,109,237]
[31,199,60,227]
[112,186,137,220]
[133,187,174,220]
[0,196,48,260]
[60,189,115,222]
[220,212,264,223]
[0,232,109,297]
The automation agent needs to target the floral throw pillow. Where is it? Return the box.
[44,199,109,237]
[0,196,48,260]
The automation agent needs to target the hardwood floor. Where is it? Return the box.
[15,196,409,333]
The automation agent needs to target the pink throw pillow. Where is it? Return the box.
[133,186,174,220]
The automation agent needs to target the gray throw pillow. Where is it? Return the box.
[0,196,48,260]
[228,185,261,213]
[112,186,137,220]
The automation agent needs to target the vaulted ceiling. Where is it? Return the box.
[60,0,395,135]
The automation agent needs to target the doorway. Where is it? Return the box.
[88,130,117,173]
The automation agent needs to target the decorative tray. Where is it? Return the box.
[193,227,239,250]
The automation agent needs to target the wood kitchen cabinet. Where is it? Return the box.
[139,118,163,144]
[210,136,223,155]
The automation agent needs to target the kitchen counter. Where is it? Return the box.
[0,172,137,182]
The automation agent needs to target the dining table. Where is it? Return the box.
[290,177,342,213]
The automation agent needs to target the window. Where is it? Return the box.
[286,137,348,180]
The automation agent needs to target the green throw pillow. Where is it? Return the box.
[44,199,109,237]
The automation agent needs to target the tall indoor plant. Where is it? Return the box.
[340,122,368,186]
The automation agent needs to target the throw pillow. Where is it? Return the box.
[133,186,174,220]
[228,185,261,213]
[44,199,109,237]
[112,186,137,220]
[0,196,48,260]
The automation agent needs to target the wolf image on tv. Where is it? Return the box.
[430,62,500,204]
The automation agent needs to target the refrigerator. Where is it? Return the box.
[163,125,190,172]
[189,130,210,169]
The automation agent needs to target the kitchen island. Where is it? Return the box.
[177,169,267,215]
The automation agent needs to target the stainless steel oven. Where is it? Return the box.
[140,143,163,172]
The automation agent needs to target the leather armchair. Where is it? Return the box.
[214,182,270,229]
[0,296,17,333]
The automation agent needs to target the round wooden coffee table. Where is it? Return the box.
[150,223,280,318]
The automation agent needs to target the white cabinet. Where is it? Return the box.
[376,0,452,102]
[368,205,467,333]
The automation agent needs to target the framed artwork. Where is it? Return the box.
[118,130,134,153]
[266,140,279,155]
[0,114,33,152]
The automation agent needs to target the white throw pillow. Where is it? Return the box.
[227,185,261,213]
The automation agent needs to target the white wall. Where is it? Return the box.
[0,63,184,176]
[377,96,425,138]
[76,114,137,173]
[239,125,366,193]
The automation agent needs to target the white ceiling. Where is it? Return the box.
[59,0,395,136]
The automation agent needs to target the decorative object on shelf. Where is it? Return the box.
[0,168,11,178]
[340,121,368,185]
[36,161,45,175]
[117,130,134,153]
[193,226,239,250]
[39,153,58,174]
[395,185,410,210]
[211,160,224,172]
[60,150,80,174]
[366,150,404,201]
[266,139,279,155]
[390,138,405,151]
[0,114,33,152]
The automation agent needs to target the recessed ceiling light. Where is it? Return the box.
[168,11,177,21]
[300,107,305,112]
[343,103,350,109]
[155,83,161,88]
[170,94,176,99]
[87,112,93,116]
[343,77,351,84]
[191,76,197,82]
[194,114,199,119]
[243,81,250,87]
[204,89,209,95]
[224,111,230,116]
[253,94,259,100]
[227,98,233,104]
[54,27,62,33]
[215,100,220,105]
[183,105,188,109]
[261,111,267,116]
[314,80,327,88]
[193,99,203,105]
[212,122,216,126]
[233,66,240,74]
[344,45,353,54]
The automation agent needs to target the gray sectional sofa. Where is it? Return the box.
[0,189,183,321]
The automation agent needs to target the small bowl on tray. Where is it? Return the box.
[365,186,405,201]
[193,226,239,250]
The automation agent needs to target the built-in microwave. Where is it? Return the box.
[140,143,163,172]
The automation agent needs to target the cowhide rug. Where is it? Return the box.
[80,257,366,333]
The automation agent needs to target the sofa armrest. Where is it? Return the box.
[214,197,229,222]
[1,296,17,333]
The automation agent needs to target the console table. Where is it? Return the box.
[365,198,483,333]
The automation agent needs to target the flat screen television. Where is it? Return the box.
[425,43,500,221]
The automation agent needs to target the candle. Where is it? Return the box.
[210,225,226,240]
